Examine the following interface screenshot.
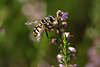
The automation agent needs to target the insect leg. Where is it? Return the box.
[45,29,49,38]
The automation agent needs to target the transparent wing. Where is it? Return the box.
[31,32,41,42]
[25,19,41,32]
[25,19,44,42]
[25,20,40,26]
[30,25,45,42]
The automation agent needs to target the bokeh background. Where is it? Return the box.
[0,0,100,67]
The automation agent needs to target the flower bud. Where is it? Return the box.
[64,32,70,40]
[50,38,57,44]
[73,64,78,67]
[57,54,64,63]
[56,10,62,17]
[56,29,60,34]
[59,64,64,67]
[62,22,67,27]
[57,54,63,59]
[70,54,76,59]
[68,47,76,53]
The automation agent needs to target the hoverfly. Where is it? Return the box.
[25,16,57,42]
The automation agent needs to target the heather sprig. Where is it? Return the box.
[50,10,77,67]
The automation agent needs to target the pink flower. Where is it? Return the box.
[64,32,70,40]
[59,64,64,67]
[62,22,67,27]
[73,64,78,67]
[57,54,64,63]
[56,10,68,20]
[50,38,57,44]
[68,47,76,53]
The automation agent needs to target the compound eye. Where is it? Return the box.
[48,16,54,22]
[41,19,45,23]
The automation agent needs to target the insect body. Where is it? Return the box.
[26,16,56,41]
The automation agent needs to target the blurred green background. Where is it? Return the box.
[0,0,100,67]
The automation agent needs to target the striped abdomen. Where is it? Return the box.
[32,23,43,37]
